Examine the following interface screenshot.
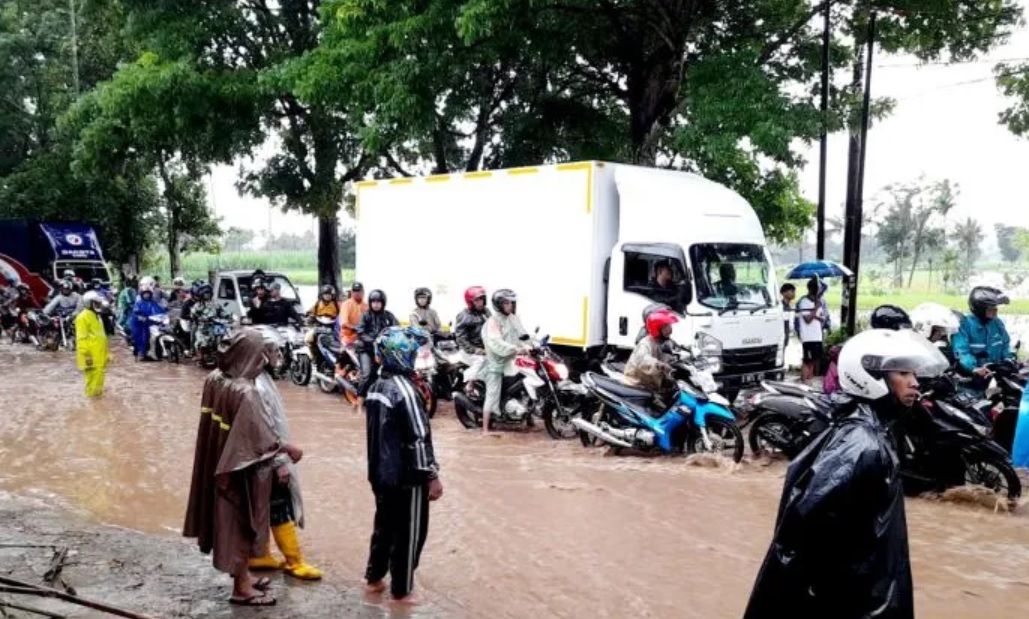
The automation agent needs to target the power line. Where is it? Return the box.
[893,66,1029,100]
[876,56,1029,68]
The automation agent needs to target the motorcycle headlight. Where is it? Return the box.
[554,363,569,381]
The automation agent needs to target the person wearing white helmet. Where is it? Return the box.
[744,328,949,619]
[74,291,110,397]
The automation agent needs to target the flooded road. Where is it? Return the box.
[1,341,1027,618]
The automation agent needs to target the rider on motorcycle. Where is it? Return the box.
[306,285,340,357]
[952,286,1015,379]
[190,283,230,349]
[455,286,491,383]
[132,283,165,361]
[410,287,441,335]
[356,289,399,397]
[167,277,188,310]
[43,280,84,319]
[481,289,531,434]
[250,282,303,327]
[624,307,679,407]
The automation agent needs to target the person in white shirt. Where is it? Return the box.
[794,278,825,382]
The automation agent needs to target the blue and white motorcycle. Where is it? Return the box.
[572,346,744,462]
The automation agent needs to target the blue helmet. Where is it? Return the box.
[374,326,429,375]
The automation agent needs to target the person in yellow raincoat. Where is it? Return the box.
[75,291,109,397]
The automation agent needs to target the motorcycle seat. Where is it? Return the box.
[587,372,655,407]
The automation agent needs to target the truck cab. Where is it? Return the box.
[214,270,304,321]
[602,167,785,396]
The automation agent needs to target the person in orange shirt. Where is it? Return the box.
[338,282,367,345]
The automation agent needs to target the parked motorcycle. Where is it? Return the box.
[744,376,1021,500]
[573,345,745,462]
[291,317,361,403]
[149,314,183,363]
[452,333,581,436]
[193,316,231,369]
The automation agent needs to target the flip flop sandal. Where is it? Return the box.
[253,577,272,591]
[229,593,276,606]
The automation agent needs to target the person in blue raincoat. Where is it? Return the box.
[132,282,165,361]
[951,286,1014,379]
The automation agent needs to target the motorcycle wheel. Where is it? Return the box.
[291,355,312,386]
[200,350,218,369]
[579,404,612,448]
[690,418,745,463]
[543,399,579,440]
[42,332,60,352]
[963,451,1022,501]
[317,375,338,394]
[167,341,182,364]
[454,398,480,430]
[747,413,798,458]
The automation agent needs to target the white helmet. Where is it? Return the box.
[837,329,949,400]
[139,276,156,289]
[82,290,102,308]
[910,302,960,340]
[139,283,153,294]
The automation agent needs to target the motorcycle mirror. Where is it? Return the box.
[519,334,530,341]
[534,326,540,334]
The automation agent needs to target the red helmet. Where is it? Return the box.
[645,308,679,339]
[464,286,487,309]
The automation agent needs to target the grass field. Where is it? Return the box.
[146,250,1029,313]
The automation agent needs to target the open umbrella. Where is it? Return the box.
[785,260,853,280]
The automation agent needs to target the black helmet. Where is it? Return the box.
[368,289,387,308]
[320,284,336,297]
[197,283,213,297]
[870,304,912,331]
[492,289,517,313]
[968,286,1009,321]
[414,287,432,305]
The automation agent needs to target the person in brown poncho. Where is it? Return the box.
[183,329,297,606]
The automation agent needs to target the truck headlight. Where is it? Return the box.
[775,344,784,367]
[696,332,722,374]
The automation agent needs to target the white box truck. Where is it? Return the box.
[355,161,786,397]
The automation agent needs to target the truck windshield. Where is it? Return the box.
[689,243,772,311]
[55,262,111,284]
[237,275,299,304]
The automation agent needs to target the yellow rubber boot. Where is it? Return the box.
[248,539,285,571]
[272,522,323,580]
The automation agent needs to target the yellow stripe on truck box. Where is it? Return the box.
[507,167,539,176]
[551,296,589,348]
[464,171,493,179]
[426,175,451,183]
[556,161,593,214]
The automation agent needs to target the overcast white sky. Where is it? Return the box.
[208,8,1029,242]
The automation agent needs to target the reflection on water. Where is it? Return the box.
[1,341,1027,618]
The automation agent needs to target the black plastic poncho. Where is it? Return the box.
[743,402,914,619]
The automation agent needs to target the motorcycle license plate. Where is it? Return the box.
[740,373,759,385]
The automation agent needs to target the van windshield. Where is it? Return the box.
[689,243,772,311]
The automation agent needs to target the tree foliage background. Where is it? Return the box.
[0,0,1023,284]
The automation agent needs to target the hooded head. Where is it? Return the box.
[217,329,266,380]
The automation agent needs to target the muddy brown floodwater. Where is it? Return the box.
[1,341,1028,618]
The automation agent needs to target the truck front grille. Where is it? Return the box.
[720,345,778,375]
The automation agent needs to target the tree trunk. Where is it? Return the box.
[317,214,340,292]
[168,229,180,279]
[907,228,924,288]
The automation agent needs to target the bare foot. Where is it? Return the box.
[364,580,387,594]
[390,591,425,605]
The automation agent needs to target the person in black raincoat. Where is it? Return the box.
[744,328,949,619]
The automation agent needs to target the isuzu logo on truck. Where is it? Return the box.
[742,338,763,345]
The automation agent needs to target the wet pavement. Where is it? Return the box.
[1,340,1027,618]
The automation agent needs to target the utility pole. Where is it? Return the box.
[816,0,831,260]
[841,8,877,335]
[69,0,80,95]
